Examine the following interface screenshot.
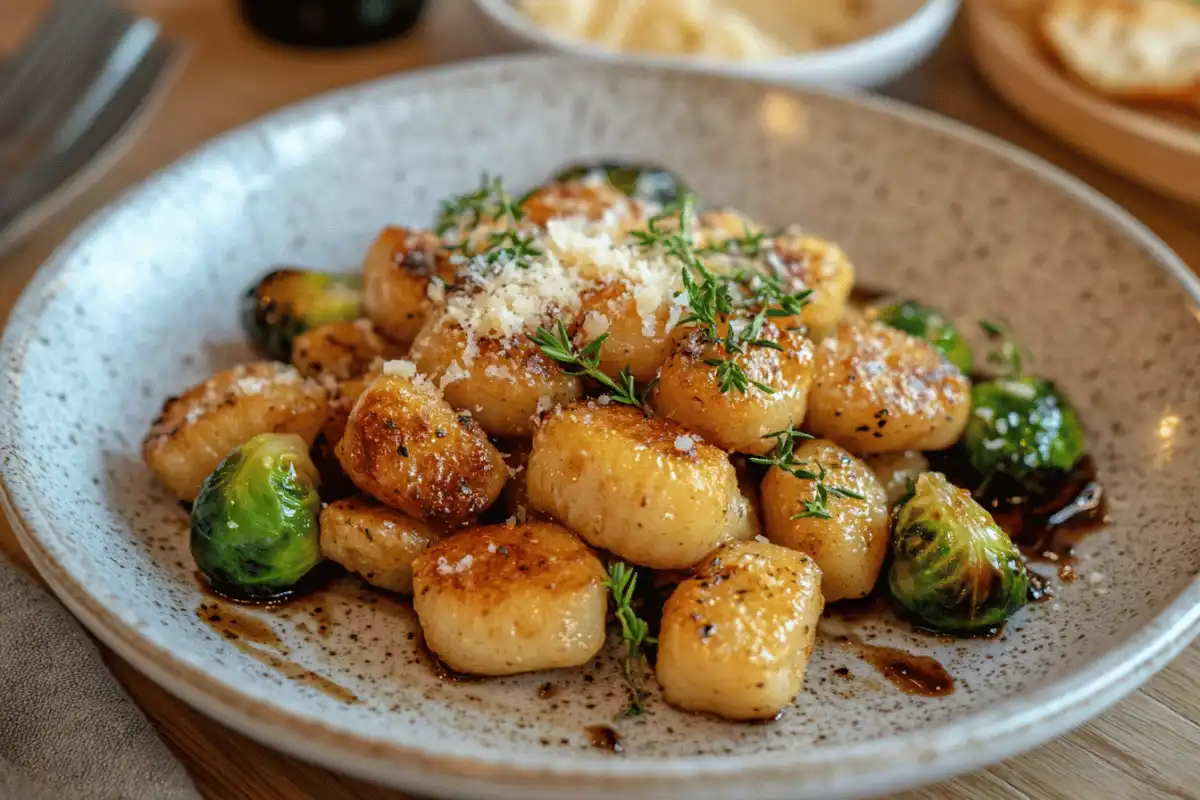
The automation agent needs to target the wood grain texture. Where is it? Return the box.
[0,1,1196,798]
[967,0,1200,206]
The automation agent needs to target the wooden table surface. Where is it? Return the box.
[1,1,1197,798]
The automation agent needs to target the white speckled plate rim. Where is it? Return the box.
[1,55,1198,800]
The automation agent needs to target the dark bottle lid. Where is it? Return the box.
[238,0,427,49]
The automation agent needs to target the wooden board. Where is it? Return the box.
[967,0,1200,205]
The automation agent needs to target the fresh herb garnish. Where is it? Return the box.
[602,562,656,718]
[436,174,541,267]
[528,319,649,408]
[631,196,804,395]
[750,423,865,519]
[979,319,1024,376]
[701,310,782,395]
[789,464,866,520]
[696,223,769,258]
[435,174,497,236]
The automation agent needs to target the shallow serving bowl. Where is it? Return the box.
[1,56,1198,800]
[469,0,959,89]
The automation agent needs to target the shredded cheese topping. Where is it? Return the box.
[431,215,691,371]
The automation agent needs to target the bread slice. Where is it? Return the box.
[1040,0,1200,109]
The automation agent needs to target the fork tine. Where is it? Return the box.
[0,37,178,246]
[46,19,163,153]
[0,0,93,94]
[0,5,134,150]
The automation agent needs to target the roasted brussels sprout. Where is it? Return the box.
[888,472,1029,632]
[190,433,323,601]
[552,161,687,206]
[872,299,972,374]
[241,268,364,360]
[965,377,1084,484]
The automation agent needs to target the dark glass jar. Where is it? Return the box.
[238,0,427,49]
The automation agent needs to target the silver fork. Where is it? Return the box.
[0,0,179,252]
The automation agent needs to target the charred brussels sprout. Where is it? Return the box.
[242,269,364,360]
[873,300,972,374]
[889,472,1028,632]
[965,377,1084,484]
[553,161,687,206]
[190,433,322,601]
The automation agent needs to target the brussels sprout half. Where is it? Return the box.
[965,377,1085,484]
[553,161,688,207]
[873,299,972,374]
[190,433,323,601]
[241,268,364,360]
[889,472,1029,633]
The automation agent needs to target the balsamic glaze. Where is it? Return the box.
[831,635,954,697]
[585,725,624,753]
[195,598,360,704]
[926,449,1108,573]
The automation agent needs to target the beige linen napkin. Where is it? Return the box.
[0,554,200,800]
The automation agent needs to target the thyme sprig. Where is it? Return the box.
[436,174,540,267]
[602,562,656,718]
[790,464,867,520]
[750,423,865,519]
[979,319,1024,376]
[528,319,650,408]
[631,197,814,394]
[703,310,782,395]
[696,223,769,258]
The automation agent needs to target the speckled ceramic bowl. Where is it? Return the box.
[1,56,1198,800]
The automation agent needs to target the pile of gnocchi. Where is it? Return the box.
[143,163,1087,721]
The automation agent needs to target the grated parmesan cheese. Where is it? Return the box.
[428,215,690,370]
[581,311,610,340]
[383,359,417,378]
[436,554,474,575]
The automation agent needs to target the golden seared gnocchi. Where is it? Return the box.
[319,496,442,593]
[335,368,507,522]
[362,227,456,344]
[768,232,855,339]
[145,167,1085,718]
[498,440,547,524]
[806,320,971,453]
[291,319,402,383]
[865,450,931,506]
[576,280,683,383]
[411,522,608,675]
[293,320,397,446]
[761,439,889,602]
[657,540,824,720]
[520,180,644,228]
[651,320,815,454]
[732,455,764,538]
[143,362,328,500]
[409,318,581,437]
[696,209,764,247]
[526,403,753,569]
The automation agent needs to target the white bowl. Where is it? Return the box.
[467,0,960,88]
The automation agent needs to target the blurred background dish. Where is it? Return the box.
[469,0,960,88]
[968,0,1200,206]
[237,0,427,48]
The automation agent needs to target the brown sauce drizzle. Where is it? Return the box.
[195,600,359,704]
[861,646,954,697]
[196,601,284,649]
[832,634,954,697]
[585,725,623,753]
[848,285,892,306]
[926,449,1108,574]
